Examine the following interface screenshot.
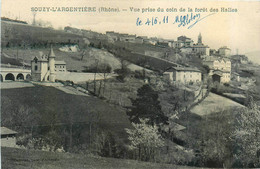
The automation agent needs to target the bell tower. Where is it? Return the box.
[198,33,202,44]
[48,45,56,82]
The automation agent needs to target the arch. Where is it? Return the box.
[26,74,31,80]
[16,73,24,80]
[5,73,15,81]
[0,74,3,82]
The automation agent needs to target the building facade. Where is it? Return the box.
[218,46,231,57]
[55,61,67,72]
[163,66,202,84]
[203,57,232,83]
[1,127,17,147]
[192,33,210,56]
[31,47,66,82]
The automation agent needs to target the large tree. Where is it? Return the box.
[125,118,164,161]
[127,84,168,126]
[233,101,260,167]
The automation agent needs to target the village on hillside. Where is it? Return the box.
[1,17,260,169]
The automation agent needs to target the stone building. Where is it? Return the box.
[163,66,202,84]
[55,61,67,72]
[31,46,66,82]
[192,33,210,56]
[203,57,232,83]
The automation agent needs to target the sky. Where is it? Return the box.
[1,0,260,55]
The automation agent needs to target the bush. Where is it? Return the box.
[84,63,112,73]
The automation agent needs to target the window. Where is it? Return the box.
[35,65,38,71]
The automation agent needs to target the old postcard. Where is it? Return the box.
[1,0,260,168]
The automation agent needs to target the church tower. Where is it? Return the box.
[48,45,56,82]
[198,33,202,44]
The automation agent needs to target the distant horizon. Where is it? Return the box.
[1,17,260,65]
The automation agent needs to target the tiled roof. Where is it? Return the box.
[55,60,66,65]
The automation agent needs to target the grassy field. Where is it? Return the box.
[190,92,244,116]
[78,77,145,107]
[1,85,132,143]
[1,147,205,169]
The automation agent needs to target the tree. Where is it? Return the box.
[159,85,194,114]
[125,118,164,161]
[127,84,168,126]
[81,49,86,61]
[114,59,131,82]
[233,101,260,167]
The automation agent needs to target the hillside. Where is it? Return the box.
[1,21,85,47]
[190,92,244,116]
[1,85,132,150]
[2,47,122,72]
[245,50,260,65]
[1,147,203,169]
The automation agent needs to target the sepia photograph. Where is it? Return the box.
[0,0,260,168]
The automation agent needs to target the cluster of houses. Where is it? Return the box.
[162,33,238,85]
[106,31,231,58]
[64,26,102,39]
[202,57,232,83]
[29,33,236,86]
[106,31,152,44]
[30,26,238,86]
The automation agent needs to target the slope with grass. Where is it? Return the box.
[1,85,132,144]
[1,147,208,169]
[190,92,244,116]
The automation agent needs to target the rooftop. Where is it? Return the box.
[55,60,66,65]
[165,66,201,72]
[193,44,209,48]
[219,46,231,50]
[32,56,48,62]
[1,127,17,135]
[203,56,230,62]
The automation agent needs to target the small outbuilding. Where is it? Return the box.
[1,127,17,147]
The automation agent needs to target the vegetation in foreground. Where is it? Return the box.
[1,147,185,169]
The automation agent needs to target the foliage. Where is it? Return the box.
[2,146,188,169]
[1,99,40,128]
[91,131,118,157]
[233,101,260,167]
[159,85,195,114]
[84,62,112,73]
[114,59,131,82]
[125,118,164,161]
[127,84,168,126]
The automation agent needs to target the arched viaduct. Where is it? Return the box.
[0,68,31,82]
